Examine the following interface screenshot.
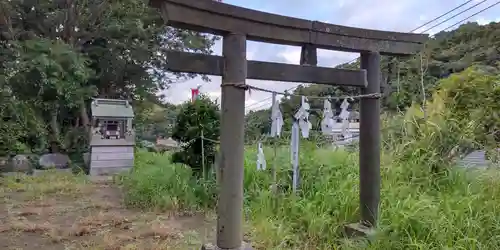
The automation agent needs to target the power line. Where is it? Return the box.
[248,100,273,111]
[410,0,475,32]
[342,0,484,65]
[441,0,500,31]
[420,0,488,34]
[246,93,273,109]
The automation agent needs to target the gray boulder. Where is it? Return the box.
[38,153,71,169]
[11,155,32,173]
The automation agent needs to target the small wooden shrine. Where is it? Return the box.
[89,98,135,176]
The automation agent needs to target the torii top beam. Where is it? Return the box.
[150,0,428,55]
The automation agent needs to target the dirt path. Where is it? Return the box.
[0,172,215,250]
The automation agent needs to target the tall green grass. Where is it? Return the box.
[119,150,217,211]
[121,144,500,249]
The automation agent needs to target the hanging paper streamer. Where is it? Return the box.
[256,142,267,171]
[294,96,312,138]
[338,99,351,140]
[270,99,283,137]
[321,97,335,135]
[338,99,350,120]
[290,122,300,193]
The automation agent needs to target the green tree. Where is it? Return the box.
[245,109,271,142]
[7,38,94,152]
[0,0,217,155]
[171,96,220,177]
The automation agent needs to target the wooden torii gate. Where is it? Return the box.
[150,0,428,249]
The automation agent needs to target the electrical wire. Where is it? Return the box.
[409,0,475,32]
[247,100,273,111]
[440,0,500,31]
[342,0,485,65]
[420,0,488,34]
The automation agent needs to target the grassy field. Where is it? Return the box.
[2,145,500,249]
[120,145,500,250]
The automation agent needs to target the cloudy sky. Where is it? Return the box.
[161,0,500,111]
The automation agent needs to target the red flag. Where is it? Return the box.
[191,88,199,102]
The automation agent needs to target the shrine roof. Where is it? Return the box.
[91,98,134,118]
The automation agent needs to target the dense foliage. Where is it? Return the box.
[0,0,216,156]
[171,96,220,177]
[384,65,500,172]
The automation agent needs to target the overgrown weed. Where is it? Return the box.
[121,143,500,249]
[119,150,216,212]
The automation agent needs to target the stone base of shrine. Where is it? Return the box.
[201,242,253,250]
[344,222,377,239]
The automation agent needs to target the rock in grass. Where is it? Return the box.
[39,153,71,169]
[11,155,32,173]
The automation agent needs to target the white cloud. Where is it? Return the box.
[278,47,301,64]
[206,91,221,100]
[337,0,347,8]
[476,17,500,25]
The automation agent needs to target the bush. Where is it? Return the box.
[120,150,216,211]
[383,66,500,173]
[171,95,220,177]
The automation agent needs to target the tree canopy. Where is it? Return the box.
[0,0,216,156]
[171,96,220,177]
